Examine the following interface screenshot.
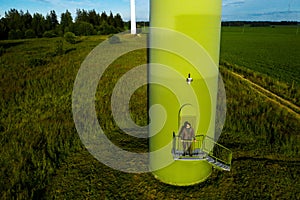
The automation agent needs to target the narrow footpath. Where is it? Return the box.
[227,69,300,119]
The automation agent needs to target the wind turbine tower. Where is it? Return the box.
[130,0,137,34]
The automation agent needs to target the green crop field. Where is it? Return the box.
[220,26,300,107]
[221,26,300,84]
[1,27,300,199]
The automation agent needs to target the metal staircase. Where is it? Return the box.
[172,133,232,171]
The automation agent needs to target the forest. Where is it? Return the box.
[1,8,298,41]
[0,9,125,40]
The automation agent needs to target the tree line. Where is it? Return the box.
[222,21,299,27]
[0,9,125,40]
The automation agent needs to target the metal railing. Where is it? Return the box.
[172,133,205,158]
[172,133,232,170]
[202,136,232,169]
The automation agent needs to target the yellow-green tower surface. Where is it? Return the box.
[149,0,222,186]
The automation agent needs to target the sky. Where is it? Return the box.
[0,0,299,22]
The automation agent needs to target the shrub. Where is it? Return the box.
[64,32,76,44]
[25,29,36,39]
[54,40,64,56]
[8,30,16,40]
[16,29,24,39]
[43,30,57,38]
[0,46,5,56]
[74,22,94,36]
[97,22,117,35]
[8,29,24,40]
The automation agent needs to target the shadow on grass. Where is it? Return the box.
[64,47,77,54]
[233,156,300,163]
[75,40,83,44]
[0,40,25,49]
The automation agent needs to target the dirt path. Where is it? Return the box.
[227,70,300,119]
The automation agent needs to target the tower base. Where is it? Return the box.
[151,160,212,186]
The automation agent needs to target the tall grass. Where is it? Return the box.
[0,36,106,198]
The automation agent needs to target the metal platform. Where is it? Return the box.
[172,133,232,171]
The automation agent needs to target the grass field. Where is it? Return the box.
[1,26,300,199]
